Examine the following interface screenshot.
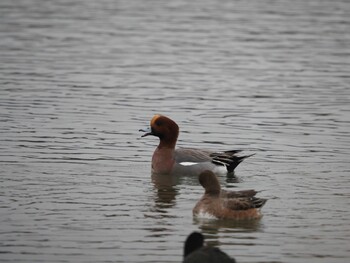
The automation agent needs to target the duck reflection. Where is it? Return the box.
[194,216,263,233]
[151,172,180,209]
[151,172,200,208]
[225,172,241,184]
[150,171,241,213]
[193,217,264,248]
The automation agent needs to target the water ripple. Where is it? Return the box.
[1,0,350,262]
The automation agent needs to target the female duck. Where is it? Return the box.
[193,170,267,220]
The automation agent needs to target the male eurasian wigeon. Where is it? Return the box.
[183,231,236,263]
[193,170,267,220]
[140,114,252,175]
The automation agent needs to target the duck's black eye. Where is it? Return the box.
[155,120,163,126]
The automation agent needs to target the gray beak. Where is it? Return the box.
[139,126,153,137]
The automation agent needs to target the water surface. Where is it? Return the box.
[1,0,349,262]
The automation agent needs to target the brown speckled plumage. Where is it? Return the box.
[193,170,267,220]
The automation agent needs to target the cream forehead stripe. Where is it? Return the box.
[150,114,162,126]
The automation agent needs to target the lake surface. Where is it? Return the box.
[0,0,349,262]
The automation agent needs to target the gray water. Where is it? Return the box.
[1,0,350,262]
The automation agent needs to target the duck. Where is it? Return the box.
[183,231,236,263]
[193,170,267,220]
[140,114,253,175]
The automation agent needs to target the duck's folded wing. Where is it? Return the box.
[221,189,258,198]
[174,148,212,163]
[223,197,267,210]
[175,148,244,162]
[175,148,253,172]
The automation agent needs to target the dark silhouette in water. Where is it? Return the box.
[183,232,236,263]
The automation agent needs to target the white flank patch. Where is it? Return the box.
[194,210,217,220]
[213,165,228,175]
[179,162,198,166]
